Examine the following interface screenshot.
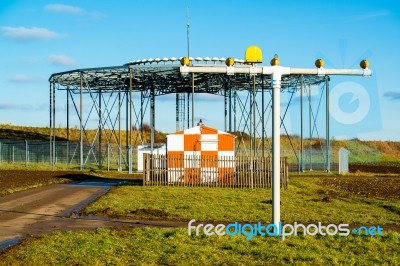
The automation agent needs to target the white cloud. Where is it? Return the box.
[0,102,46,111]
[1,26,62,40]
[48,54,77,66]
[383,91,400,101]
[196,94,222,102]
[352,10,391,22]
[9,75,41,83]
[44,4,85,15]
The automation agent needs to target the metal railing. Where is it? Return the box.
[143,154,289,188]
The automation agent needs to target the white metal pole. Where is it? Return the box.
[272,70,281,229]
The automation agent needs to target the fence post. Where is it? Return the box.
[128,145,132,174]
[12,145,15,164]
[25,140,28,168]
[107,143,110,171]
[286,157,289,189]
[67,141,69,169]
[144,153,150,185]
[0,141,2,165]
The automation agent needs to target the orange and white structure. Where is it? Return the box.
[166,125,235,184]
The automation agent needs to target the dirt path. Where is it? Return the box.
[0,179,129,250]
[0,178,187,252]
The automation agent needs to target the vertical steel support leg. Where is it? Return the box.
[261,75,265,158]
[67,87,70,168]
[300,75,304,172]
[233,89,237,133]
[99,88,102,170]
[326,76,331,172]
[49,81,53,167]
[118,86,122,172]
[52,81,56,169]
[191,73,194,127]
[249,85,253,157]
[309,84,313,171]
[176,94,179,131]
[129,67,133,174]
[125,88,129,171]
[187,92,190,129]
[140,91,144,132]
[224,86,227,132]
[252,75,256,157]
[150,85,155,154]
[80,73,84,170]
[229,86,232,132]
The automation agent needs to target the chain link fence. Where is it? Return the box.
[0,139,137,170]
[0,139,342,172]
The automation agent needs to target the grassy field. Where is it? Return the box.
[1,174,399,265]
[0,228,398,266]
[81,176,400,225]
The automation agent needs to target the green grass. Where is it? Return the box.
[1,228,399,266]
[82,177,400,225]
[1,175,400,265]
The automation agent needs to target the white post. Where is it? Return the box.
[271,69,285,229]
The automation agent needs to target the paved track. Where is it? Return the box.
[0,179,187,252]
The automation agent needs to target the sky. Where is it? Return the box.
[0,0,400,140]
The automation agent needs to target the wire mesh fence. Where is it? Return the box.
[0,139,342,173]
[0,139,136,170]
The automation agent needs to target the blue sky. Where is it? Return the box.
[0,0,399,140]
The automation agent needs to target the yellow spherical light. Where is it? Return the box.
[315,59,324,68]
[270,54,280,66]
[180,57,190,66]
[360,59,369,69]
[225,57,235,67]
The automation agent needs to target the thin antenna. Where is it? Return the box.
[186,6,190,58]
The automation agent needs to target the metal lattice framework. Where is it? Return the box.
[49,59,329,173]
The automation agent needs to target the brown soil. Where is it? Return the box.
[320,176,400,200]
[0,170,142,197]
[349,163,400,174]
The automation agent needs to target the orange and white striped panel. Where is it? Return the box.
[167,125,235,183]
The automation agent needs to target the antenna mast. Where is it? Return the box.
[186,6,190,58]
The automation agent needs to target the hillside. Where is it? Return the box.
[0,124,399,164]
[0,124,167,145]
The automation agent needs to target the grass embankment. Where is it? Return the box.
[0,124,167,144]
[1,175,399,265]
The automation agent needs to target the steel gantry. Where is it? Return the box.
[49,56,362,175]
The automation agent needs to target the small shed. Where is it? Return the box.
[167,125,235,183]
[137,144,166,172]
